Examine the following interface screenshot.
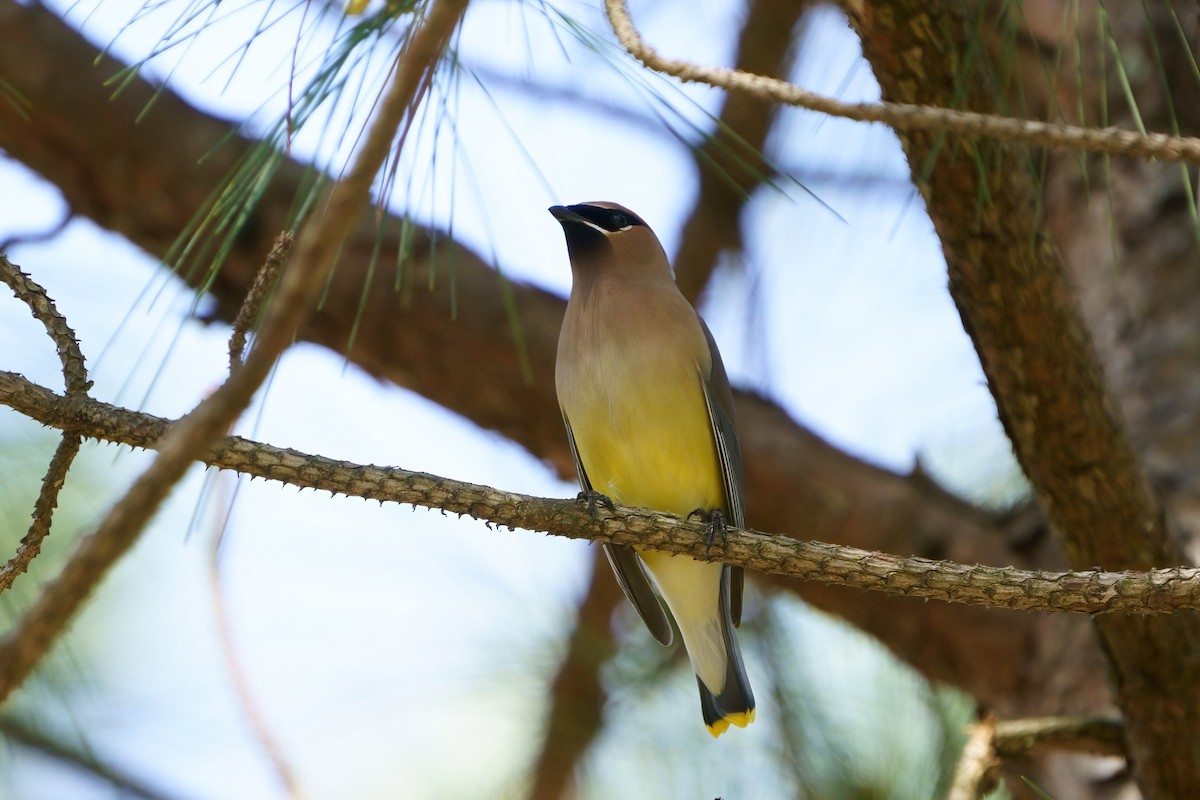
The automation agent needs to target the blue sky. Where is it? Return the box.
[0,1,1015,796]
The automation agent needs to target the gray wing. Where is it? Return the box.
[562,413,674,646]
[697,317,747,626]
[602,544,674,646]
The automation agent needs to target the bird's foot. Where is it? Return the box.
[688,507,728,555]
[577,490,615,520]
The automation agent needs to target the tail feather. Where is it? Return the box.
[699,565,755,737]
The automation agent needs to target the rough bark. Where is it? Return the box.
[1037,1,1200,788]
[845,0,1200,795]
[1026,0,1200,558]
[0,0,1104,747]
[12,369,1200,618]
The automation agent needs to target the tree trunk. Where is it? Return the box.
[845,0,1200,794]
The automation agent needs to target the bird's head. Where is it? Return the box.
[549,202,670,280]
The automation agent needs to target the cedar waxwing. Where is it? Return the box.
[551,201,755,737]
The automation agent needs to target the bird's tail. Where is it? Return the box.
[699,566,755,737]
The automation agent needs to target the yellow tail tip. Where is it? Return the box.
[706,708,756,738]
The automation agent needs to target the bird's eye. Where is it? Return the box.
[610,212,630,230]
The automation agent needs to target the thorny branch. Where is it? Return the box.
[0,0,471,703]
[603,0,1200,165]
[228,232,294,372]
[0,256,89,592]
[4,369,1200,616]
[834,0,1200,794]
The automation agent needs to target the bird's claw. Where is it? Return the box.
[688,507,728,555]
[577,490,615,520]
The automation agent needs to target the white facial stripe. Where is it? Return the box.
[576,218,610,235]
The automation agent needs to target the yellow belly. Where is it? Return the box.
[572,376,724,518]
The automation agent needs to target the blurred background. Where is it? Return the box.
[0,0,1047,797]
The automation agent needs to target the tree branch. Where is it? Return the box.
[0,256,89,591]
[947,718,1001,800]
[840,1,1200,795]
[228,232,293,371]
[5,369,1200,616]
[0,0,471,702]
[993,716,1127,760]
[603,0,1200,164]
[0,0,1107,715]
[947,715,1129,800]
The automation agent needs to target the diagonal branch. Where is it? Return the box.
[0,0,470,703]
[228,232,293,371]
[5,369,1200,616]
[840,1,1200,796]
[947,718,1001,800]
[0,0,1106,716]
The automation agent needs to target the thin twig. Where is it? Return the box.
[209,549,307,798]
[0,256,90,592]
[0,0,470,703]
[946,716,1128,798]
[5,369,1200,617]
[0,257,88,396]
[993,716,1126,759]
[0,435,81,592]
[946,718,1001,800]
[228,232,294,372]
[207,469,307,799]
[603,0,1200,165]
[0,211,73,256]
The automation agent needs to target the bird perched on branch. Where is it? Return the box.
[551,201,755,737]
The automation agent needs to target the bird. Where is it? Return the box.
[551,200,755,737]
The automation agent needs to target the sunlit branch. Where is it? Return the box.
[947,718,1001,800]
[4,369,1200,616]
[0,0,471,703]
[603,0,1200,165]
